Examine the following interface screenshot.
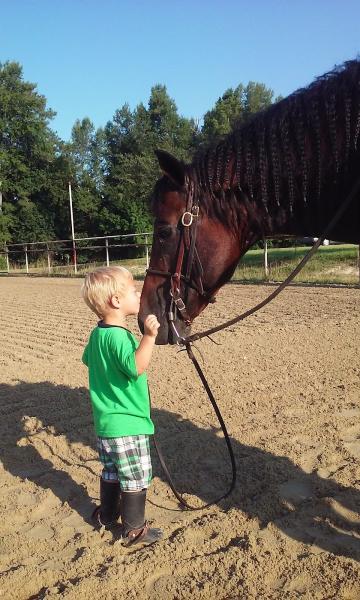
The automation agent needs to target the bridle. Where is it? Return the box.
[146,177,216,341]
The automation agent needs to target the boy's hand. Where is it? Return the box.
[136,314,160,374]
[144,314,160,338]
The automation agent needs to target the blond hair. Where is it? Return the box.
[81,266,132,318]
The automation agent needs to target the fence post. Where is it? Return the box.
[72,241,77,274]
[5,244,9,273]
[24,245,29,274]
[264,240,269,278]
[145,235,149,269]
[46,244,52,274]
[68,181,78,274]
[105,237,110,266]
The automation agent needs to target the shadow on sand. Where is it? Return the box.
[1,380,360,560]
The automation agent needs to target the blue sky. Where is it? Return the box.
[2,0,360,141]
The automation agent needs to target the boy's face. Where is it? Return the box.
[118,278,141,316]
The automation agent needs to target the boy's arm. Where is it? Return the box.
[135,315,160,375]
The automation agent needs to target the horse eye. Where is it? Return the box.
[157,227,172,241]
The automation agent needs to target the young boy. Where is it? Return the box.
[81,266,163,546]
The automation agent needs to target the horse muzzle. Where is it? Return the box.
[138,312,190,345]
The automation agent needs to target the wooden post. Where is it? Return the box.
[68,182,77,274]
[47,244,51,274]
[5,245,9,273]
[24,245,29,274]
[73,240,77,274]
[264,240,269,278]
[145,235,149,270]
[105,237,110,266]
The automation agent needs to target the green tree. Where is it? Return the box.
[102,85,197,237]
[65,118,106,236]
[0,61,60,242]
[0,210,12,245]
[0,62,282,246]
[70,118,106,188]
[9,199,54,242]
[243,81,276,119]
[202,85,245,140]
[202,81,277,142]
[148,84,196,160]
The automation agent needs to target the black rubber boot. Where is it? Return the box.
[92,478,121,530]
[121,489,163,546]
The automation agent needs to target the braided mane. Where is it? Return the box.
[191,60,360,222]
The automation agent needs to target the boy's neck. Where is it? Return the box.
[101,312,127,328]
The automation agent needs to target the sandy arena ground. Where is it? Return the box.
[0,276,359,599]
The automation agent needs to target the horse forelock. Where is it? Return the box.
[151,176,181,214]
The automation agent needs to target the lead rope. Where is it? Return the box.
[152,344,236,511]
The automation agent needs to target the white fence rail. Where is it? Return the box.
[0,232,152,275]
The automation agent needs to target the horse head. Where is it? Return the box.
[140,61,360,344]
[139,150,258,344]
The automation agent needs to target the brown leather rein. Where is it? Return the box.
[147,176,360,510]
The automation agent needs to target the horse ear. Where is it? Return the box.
[155,150,185,187]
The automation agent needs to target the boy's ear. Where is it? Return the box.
[110,294,122,309]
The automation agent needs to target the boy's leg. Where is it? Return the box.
[121,489,162,545]
[94,437,121,530]
[115,435,163,545]
[93,478,121,529]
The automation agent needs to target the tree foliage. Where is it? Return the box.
[202,82,278,142]
[0,62,277,244]
[0,61,71,242]
[102,85,198,235]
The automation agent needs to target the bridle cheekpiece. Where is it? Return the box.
[146,178,215,342]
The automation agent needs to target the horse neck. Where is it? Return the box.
[235,190,333,243]
[227,183,300,243]
[194,149,354,246]
[193,157,301,243]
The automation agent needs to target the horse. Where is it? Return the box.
[139,60,360,344]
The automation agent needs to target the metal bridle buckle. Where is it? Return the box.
[192,205,199,218]
[174,297,186,312]
[181,205,199,227]
[170,288,186,312]
[181,211,193,227]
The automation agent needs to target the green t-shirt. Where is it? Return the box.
[82,323,154,437]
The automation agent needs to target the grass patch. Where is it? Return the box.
[233,244,359,285]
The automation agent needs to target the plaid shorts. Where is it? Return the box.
[97,435,152,491]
